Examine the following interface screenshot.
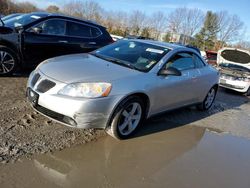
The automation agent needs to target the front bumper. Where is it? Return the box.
[219,78,250,93]
[27,71,123,129]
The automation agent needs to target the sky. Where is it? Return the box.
[16,0,250,40]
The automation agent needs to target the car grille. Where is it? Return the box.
[31,73,41,87]
[36,79,56,93]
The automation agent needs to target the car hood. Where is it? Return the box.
[217,48,250,69]
[38,53,141,83]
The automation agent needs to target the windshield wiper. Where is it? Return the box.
[90,52,142,71]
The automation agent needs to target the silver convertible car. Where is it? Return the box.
[27,40,219,139]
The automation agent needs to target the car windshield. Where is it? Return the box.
[3,13,45,28]
[219,63,250,73]
[2,13,22,21]
[92,40,170,72]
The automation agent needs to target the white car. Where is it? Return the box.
[218,47,250,95]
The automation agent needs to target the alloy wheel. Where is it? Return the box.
[205,88,215,109]
[0,51,15,75]
[118,102,142,136]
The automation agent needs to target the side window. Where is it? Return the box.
[67,22,92,38]
[34,19,66,35]
[166,52,195,71]
[91,27,102,37]
[193,54,206,68]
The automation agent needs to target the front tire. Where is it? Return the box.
[197,86,217,111]
[106,96,145,140]
[0,46,18,76]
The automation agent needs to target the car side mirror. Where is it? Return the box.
[158,67,182,76]
[31,27,42,34]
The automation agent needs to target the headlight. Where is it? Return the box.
[235,77,250,82]
[58,82,112,98]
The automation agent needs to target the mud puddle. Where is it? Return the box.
[1,125,250,188]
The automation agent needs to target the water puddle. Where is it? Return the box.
[1,126,250,188]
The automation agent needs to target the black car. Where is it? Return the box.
[1,13,23,21]
[0,12,113,75]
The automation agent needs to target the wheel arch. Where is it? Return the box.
[105,92,151,129]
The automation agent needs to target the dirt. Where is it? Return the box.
[0,76,106,164]
[0,75,249,165]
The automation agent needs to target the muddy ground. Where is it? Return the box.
[0,75,249,164]
[0,76,106,163]
[1,127,250,188]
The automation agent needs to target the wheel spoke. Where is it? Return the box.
[3,60,14,65]
[205,89,215,108]
[122,110,129,118]
[0,51,7,62]
[128,120,133,131]
[130,103,138,115]
[131,114,140,120]
[2,64,8,73]
[119,119,129,131]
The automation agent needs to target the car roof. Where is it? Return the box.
[27,12,103,28]
[131,39,190,50]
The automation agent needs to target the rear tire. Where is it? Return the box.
[197,86,217,111]
[106,96,145,140]
[0,46,18,76]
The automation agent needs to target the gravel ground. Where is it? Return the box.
[0,76,249,164]
[0,76,106,163]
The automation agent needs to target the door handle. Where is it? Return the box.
[88,42,96,45]
[58,40,68,43]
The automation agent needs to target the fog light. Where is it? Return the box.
[63,116,77,127]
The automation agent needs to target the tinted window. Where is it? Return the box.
[35,19,66,35]
[193,54,205,68]
[93,40,170,72]
[166,53,195,71]
[91,27,102,37]
[67,22,92,37]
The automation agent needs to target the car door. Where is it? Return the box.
[22,18,68,65]
[153,52,201,113]
[192,53,212,100]
[65,21,101,53]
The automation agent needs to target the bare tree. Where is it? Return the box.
[167,7,204,36]
[233,41,250,51]
[217,11,244,47]
[62,0,103,23]
[167,8,183,34]
[128,10,147,35]
[17,2,38,13]
[102,10,129,36]
[46,5,60,13]
[0,0,20,15]
[149,11,167,39]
